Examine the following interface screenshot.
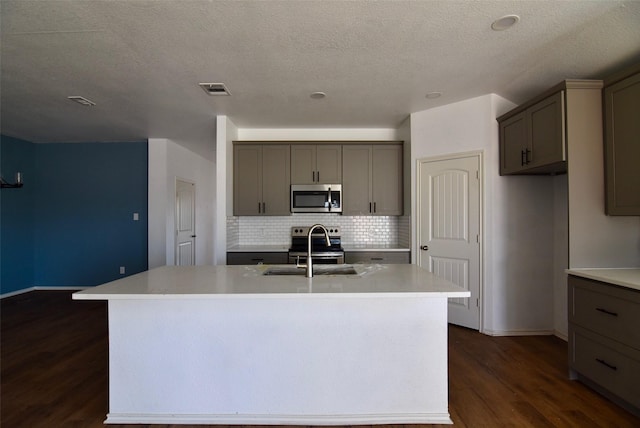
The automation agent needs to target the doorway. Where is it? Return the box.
[417,152,482,330]
[175,179,196,266]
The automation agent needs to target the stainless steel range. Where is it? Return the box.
[288,226,344,264]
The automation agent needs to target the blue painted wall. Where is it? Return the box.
[1,137,148,294]
[1,136,36,294]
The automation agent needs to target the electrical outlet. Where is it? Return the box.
[133,212,139,221]
[119,266,125,275]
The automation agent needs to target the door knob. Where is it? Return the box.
[191,235,196,238]
[420,245,429,251]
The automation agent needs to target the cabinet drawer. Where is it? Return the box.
[345,251,410,264]
[569,276,640,349]
[227,252,288,265]
[571,327,640,409]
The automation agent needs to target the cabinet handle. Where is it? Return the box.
[596,307,618,317]
[262,202,266,213]
[521,150,526,166]
[525,148,531,164]
[595,358,617,371]
[373,202,377,213]
[420,245,429,251]
[369,202,372,213]
[312,171,316,182]
[317,171,320,182]
[251,258,264,261]
[371,257,384,261]
[258,202,262,213]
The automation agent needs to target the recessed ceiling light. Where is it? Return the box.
[67,96,96,106]
[425,92,442,99]
[491,14,520,31]
[310,92,326,99]
[199,82,231,96]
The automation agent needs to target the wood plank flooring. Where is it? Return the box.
[2,290,639,427]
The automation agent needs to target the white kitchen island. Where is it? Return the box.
[73,264,469,425]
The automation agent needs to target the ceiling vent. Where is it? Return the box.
[67,96,96,106]
[199,83,231,96]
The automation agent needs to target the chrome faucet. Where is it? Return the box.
[301,224,331,278]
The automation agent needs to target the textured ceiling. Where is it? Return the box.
[2,0,640,158]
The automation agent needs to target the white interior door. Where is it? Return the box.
[175,179,196,266]
[417,153,481,330]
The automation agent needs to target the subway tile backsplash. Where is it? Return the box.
[228,215,411,247]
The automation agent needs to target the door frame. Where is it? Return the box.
[416,150,484,332]
[175,177,196,266]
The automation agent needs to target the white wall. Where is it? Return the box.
[214,116,238,265]
[410,94,557,335]
[237,128,398,141]
[148,138,215,268]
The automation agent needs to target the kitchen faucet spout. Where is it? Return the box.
[306,224,331,278]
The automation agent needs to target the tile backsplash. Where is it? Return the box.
[227,215,410,248]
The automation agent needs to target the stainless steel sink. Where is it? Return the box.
[263,265,358,276]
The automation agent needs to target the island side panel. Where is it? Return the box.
[106,296,451,425]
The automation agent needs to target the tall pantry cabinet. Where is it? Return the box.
[603,64,640,215]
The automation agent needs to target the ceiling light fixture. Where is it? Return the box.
[199,82,231,96]
[310,92,326,99]
[425,92,442,99]
[67,96,96,106]
[491,14,520,31]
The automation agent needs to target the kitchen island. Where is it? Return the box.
[73,264,469,425]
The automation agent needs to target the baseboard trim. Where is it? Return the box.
[1,286,91,299]
[105,412,453,425]
[483,328,555,337]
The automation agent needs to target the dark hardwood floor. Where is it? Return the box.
[2,290,638,428]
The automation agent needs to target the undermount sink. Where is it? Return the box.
[263,265,358,276]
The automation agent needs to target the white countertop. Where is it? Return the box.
[73,264,469,300]
[566,268,640,291]
[226,245,289,252]
[226,245,410,252]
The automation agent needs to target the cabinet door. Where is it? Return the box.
[605,72,640,215]
[234,145,262,215]
[342,145,373,215]
[290,145,315,184]
[262,145,291,215]
[499,111,527,175]
[372,145,403,215]
[316,145,342,183]
[528,91,565,168]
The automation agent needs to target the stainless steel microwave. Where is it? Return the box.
[291,184,342,213]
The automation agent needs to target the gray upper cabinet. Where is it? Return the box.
[499,90,565,175]
[234,144,290,216]
[291,144,342,184]
[342,144,403,216]
[604,65,640,215]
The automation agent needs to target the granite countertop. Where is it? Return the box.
[566,268,640,291]
[73,264,469,300]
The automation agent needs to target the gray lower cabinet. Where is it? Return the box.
[345,251,410,264]
[568,275,640,415]
[603,65,640,215]
[227,252,288,265]
[342,144,403,215]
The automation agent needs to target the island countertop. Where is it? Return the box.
[73,264,470,300]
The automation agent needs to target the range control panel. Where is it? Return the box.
[291,226,341,237]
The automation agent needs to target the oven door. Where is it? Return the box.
[288,252,345,264]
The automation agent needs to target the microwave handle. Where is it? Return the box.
[328,187,332,211]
